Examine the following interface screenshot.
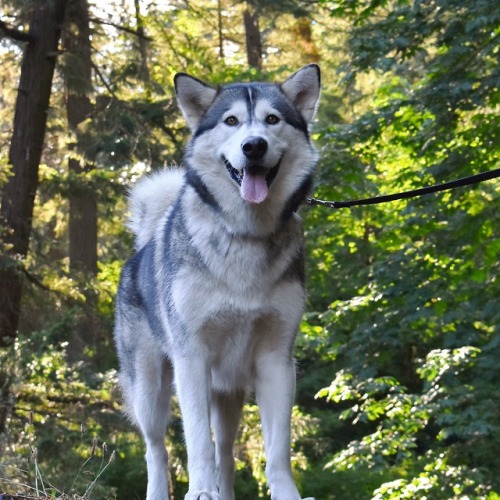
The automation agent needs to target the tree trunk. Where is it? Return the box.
[64,0,97,276]
[243,3,262,70]
[217,0,224,59]
[294,17,319,64]
[0,0,68,343]
[134,0,150,83]
[63,0,97,361]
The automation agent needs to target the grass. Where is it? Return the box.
[0,421,116,500]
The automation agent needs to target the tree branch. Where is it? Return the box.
[91,59,119,98]
[22,267,59,293]
[89,16,153,41]
[0,19,35,43]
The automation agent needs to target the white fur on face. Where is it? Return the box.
[216,99,287,173]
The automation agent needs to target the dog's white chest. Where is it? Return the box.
[186,209,302,295]
[201,309,286,393]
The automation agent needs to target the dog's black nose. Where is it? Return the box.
[241,136,268,160]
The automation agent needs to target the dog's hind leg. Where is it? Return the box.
[211,390,245,500]
[132,349,174,500]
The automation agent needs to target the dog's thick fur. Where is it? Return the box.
[114,65,321,500]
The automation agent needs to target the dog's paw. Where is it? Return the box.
[184,490,220,500]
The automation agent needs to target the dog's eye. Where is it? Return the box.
[224,116,239,126]
[265,114,280,125]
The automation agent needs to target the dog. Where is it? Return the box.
[114,64,320,500]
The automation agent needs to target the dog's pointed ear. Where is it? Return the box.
[174,73,217,131]
[281,64,321,124]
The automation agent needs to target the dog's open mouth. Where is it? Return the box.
[223,156,281,204]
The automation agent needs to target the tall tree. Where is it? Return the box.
[133,0,150,83]
[62,0,97,360]
[243,1,262,70]
[0,0,68,343]
[64,0,96,276]
[294,17,319,63]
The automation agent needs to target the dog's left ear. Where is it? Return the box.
[281,64,321,124]
[174,73,217,131]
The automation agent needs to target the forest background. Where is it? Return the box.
[0,0,499,498]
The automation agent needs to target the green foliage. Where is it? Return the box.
[306,0,500,498]
[0,335,119,498]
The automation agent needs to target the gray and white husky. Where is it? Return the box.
[114,64,321,500]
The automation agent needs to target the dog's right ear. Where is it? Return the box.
[174,73,217,131]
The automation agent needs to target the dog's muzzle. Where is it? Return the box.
[223,156,282,204]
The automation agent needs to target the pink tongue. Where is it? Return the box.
[241,172,269,204]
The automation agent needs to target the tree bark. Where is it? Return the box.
[243,3,262,70]
[0,0,68,343]
[64,0,97,276]
[63,0,97,361]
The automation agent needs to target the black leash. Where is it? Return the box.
[305,167,500,210]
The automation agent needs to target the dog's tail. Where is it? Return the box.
[127,168,185,250]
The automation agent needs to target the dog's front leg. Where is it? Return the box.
[256,352,307,500]
[174,355,220,500]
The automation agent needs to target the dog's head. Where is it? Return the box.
[174,66,320,205]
